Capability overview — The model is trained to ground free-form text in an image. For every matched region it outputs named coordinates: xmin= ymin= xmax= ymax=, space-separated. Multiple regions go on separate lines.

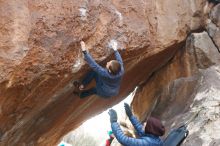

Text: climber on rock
xmin=108 ymin=103 xmax=165 ymax=146
xmin=73 ymin=40 xmax=124 ymax=99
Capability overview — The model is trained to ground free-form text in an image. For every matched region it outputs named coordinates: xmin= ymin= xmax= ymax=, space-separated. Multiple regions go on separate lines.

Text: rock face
xmin=207 ymin=4 xmax=220 ymax=51
xmin=0 ymin=0 xmax=211 ymax=145
xmin=131 ymin=4 xmax=220 ymax=146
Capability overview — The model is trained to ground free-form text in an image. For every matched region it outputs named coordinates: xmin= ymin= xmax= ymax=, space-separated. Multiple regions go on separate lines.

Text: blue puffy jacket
xmin=83 ymin=50 xmax=124 ymax=97
xmin=111 ymin=115 xmax=163 ymax=146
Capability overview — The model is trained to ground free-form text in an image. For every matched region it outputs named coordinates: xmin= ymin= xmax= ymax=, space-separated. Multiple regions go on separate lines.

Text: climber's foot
xmin=73 ymin=81 xmax=80 ymax=88
xmin=79 ymin=84 xmax=85 ymax=91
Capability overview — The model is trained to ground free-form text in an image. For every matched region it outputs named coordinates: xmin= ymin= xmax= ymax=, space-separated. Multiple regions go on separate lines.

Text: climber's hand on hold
xmin=80 ymin=41 xmax=87 ymax=52
xmin=109 ymin=40 xmax=118 ymax=51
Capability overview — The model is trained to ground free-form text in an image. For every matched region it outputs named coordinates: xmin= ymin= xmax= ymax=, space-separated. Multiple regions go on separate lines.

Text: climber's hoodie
xmin=83 ymin=50 xmax=124 ymax=97
xmin=111 ymin=116 xmax=163 ymax=146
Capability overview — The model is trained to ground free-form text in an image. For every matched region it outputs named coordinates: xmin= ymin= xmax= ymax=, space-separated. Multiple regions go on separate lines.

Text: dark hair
xmin=145 ymin=117 xmax=165 ymax=136
xmin=108 ymin=60 xmax=121 ymax=75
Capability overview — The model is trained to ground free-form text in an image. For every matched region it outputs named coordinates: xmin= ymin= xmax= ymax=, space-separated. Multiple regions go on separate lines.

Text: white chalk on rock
xmin=116 ymin=10 xmax=122 ymax=20
xmin=72 ymin=58 xmax=83 ymax=73
xmin=79 ymin=7 xmax=87 ymax=20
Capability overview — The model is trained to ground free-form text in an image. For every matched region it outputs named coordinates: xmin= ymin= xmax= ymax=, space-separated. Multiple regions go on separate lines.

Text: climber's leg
xmin=80 ymin=87 xmax=97 ymax=99
xmin=81 ymin=70 xmax=97 ymax=88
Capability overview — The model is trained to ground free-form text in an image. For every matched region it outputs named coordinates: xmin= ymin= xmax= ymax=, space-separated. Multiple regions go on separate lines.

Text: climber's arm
xmin=80 ymin=41 xmax=108 ymax=76
xmin=83 ymin=51 xmax=108 ymax=76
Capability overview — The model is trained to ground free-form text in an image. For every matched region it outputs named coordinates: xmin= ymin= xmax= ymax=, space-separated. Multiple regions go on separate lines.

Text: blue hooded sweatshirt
xmin=83 ymin=50 xmax=124 ymax=97
xmin=111 ymin=115 xmax=163 ymax=146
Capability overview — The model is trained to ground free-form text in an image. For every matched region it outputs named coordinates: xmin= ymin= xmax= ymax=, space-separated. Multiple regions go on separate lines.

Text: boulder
xmin=0 ymin=0 xmax=206 ymax=145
